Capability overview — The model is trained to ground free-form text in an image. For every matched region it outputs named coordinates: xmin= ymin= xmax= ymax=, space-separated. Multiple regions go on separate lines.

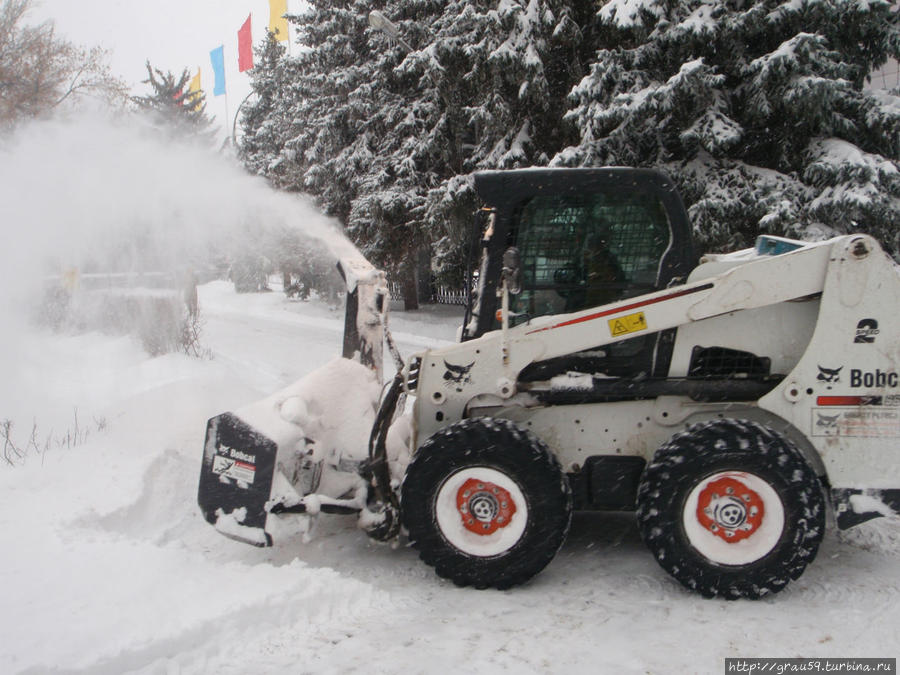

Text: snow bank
xmin=0 ymin=323 xmax=395 ymax=673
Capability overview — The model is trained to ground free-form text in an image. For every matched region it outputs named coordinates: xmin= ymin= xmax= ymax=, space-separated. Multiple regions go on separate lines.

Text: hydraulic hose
xmin=367 ymin=372 xmax=405 ymax=506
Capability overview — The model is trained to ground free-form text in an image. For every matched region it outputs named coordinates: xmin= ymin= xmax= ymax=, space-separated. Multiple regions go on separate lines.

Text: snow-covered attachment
xmin=198 ymin=357 xmax=384 ymax=546
xmin=198 ymin=254 xmax=395 ymax=546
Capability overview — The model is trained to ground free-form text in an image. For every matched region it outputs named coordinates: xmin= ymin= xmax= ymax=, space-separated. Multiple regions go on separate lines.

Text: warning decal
xmin=212 ymin=454 xmax=257 ymax=484
xmin=812 ymin=407 xmax=900 ymax=438
xmin=608 ymin=311 xmax=647 ymax=337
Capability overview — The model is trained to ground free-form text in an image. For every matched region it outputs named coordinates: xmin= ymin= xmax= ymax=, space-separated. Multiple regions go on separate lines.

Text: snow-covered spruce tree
xmin=238 ymin=33 xmax=293 ymax=180
xmin=276 ymin=3 xmax=381 ymax=224
xmin=132 ymin=62 xmax=215 ymax=145
xmin=274 ymin=0 xmax=434 ymax=306
xmin=558 ymin=0 xmax=900 ymax=255
xmin=406 ymin=0 xmax=596 ymax=288
xmin=384 ymin=0 xmax=598 ymax=298
xmin=375 ymin=0 xmax=595 ymax=303
xmin=240 ymin=1 xmax=593 ymax=306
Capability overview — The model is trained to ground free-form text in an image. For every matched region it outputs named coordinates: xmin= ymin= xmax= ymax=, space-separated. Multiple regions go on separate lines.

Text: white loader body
xmin=199 ymin=167 xmax=900 ymax=597
xmin=409 ymin=234 xmax=900 ymax=527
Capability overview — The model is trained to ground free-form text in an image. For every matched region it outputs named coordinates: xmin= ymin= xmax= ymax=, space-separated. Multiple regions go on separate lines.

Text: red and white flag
xmin=238 ymin=15 xmax=253 ymax=72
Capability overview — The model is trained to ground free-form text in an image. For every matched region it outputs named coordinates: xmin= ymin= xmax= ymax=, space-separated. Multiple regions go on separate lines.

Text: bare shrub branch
xmin=1 ymin=410 xmax=108 ymax=466
xmin=0 ymin=0 xmax=127 ymax=130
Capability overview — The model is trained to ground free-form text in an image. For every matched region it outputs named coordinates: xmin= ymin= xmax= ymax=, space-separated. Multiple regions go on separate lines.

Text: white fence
xmin=388 ymin=283 xmax=467 ymax=306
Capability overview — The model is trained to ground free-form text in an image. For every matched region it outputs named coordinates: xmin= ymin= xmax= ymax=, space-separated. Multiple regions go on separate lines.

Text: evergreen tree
xmin=238 ymin=33 xmax=291 ymax=179
xmin=380 ymin=0 xmax=595 ymax=291
xmin=558 ymin=0 xmax=900 ymax=255
xmin=240 ymin=0 xmax=593 ymax=306
xmin=132 ymin=62 xmax=215 ymax=144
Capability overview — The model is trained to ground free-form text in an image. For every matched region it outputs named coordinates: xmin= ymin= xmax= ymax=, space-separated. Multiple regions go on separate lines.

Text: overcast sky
xmin=31 ymin=0 xmax=307 ymax=135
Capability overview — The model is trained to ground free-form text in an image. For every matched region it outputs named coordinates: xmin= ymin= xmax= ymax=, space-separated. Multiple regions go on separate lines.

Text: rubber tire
xmin=401 ymin=418 xmax=573 ymax=589
xmin=637 ymin=419 xmax=826 ymax=599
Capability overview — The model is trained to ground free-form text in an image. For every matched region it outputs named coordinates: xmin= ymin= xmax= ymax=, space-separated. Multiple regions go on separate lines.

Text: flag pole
xmin=284 ymin=0 xmax=291 ymax=56
xmin=224 ymin=91 xmax=230 ymax=144
xmin=222 ymin=45 xmax=229 ymax=135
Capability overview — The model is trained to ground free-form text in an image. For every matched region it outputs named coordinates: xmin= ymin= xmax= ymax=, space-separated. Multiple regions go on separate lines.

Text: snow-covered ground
xmin=2 ymin=281 xmax=899 ymax=674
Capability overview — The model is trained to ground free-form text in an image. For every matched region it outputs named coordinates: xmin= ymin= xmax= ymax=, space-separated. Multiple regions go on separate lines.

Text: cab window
xmin=507 ymin=192 xmax=671 ymax=327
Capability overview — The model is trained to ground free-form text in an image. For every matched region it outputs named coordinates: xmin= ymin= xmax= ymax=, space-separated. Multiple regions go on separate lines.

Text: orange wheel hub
xmin=696 ymin=476 xmax=765 ymax=543
xmin=456 ymin=477 xmax=517 ymax=535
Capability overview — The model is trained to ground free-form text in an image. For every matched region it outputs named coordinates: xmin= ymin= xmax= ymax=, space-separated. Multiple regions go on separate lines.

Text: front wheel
xmin=637 ymin=419 xmax=826 ymax=599
xmin=401 ymin=418 xmax=572 ymax=589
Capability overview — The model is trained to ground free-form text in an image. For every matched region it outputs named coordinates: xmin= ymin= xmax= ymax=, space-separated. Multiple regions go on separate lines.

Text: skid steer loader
xmin=199 ymin=167 xmax=900 ymax=599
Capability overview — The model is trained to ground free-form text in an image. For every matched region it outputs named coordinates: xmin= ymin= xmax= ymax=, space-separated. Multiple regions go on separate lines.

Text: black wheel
xmin=401 ymin=418 xmax=572 ymax=589
xmin=637 ymin=419 xmax=826 ymax=599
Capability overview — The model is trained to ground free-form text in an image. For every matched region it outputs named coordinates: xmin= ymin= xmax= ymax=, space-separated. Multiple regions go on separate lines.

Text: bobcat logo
xmin=443 ymin=360 xmax=475 ymax=391
xmin=816 ymin=413 xmax=840 ymax=429
xmin=817 ymin=365 xmax=843 ymax=384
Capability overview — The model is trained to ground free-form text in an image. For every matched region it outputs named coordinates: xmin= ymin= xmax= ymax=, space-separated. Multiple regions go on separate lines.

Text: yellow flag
xmin=269 ymin=0 xmax=289 ymax=41
xmin=188 ymin=68 xmax=202 ymax=110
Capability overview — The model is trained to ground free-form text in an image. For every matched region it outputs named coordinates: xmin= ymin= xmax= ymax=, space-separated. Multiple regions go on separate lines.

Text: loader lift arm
xmin=410 ymin=232 xmax=858 ymax=448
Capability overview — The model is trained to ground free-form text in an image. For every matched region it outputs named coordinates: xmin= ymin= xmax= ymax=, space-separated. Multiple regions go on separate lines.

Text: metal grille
xmin=688 ymin=346 xmax=772 ymax=379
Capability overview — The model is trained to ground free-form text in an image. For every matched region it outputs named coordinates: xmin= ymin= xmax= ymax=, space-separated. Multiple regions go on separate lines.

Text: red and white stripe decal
xmin=525 ymin=283 xmax=714 ymax=335
xmin=816 ymin=396 xmax=882 ymax=406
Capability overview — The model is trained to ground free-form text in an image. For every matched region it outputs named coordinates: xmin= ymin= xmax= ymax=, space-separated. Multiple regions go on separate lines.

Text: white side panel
xmin=759 ymin=236 xmax=900 ymax=489
xmin=668 ymin=298 xmax=820 ymax=377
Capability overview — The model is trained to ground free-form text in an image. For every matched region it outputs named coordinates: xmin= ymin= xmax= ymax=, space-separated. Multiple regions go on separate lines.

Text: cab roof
xmin=473 ymin=168 xmax=678 ymax=208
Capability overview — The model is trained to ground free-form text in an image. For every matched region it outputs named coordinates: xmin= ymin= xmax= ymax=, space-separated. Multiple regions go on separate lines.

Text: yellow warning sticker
xmin=608 ymin=311 xmax=648 ymax=337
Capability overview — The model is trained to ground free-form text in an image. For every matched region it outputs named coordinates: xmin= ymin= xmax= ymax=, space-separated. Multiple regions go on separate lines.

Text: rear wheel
xmin=637 ymin=419 xmax=825 ymax=599
xmin=401 ymin=418 xmax=572 ymax=589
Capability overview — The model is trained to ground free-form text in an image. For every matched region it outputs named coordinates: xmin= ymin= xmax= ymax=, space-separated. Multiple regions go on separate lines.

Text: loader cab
xmin=463 ymin=168 xmax=696 ymax=379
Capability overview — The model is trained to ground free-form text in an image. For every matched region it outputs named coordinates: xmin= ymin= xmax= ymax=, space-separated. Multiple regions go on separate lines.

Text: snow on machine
xmin=199 ymin=168 xmax=900 ymax=598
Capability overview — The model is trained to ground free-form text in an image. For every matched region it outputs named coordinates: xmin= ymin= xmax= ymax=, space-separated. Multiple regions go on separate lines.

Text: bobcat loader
xmin=199 ymin=168 xmax=900 ymax=599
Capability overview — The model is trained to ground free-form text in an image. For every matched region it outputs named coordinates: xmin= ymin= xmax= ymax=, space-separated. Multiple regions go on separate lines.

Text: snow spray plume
xmin=0 ymin=112 xmax=359 ymax=321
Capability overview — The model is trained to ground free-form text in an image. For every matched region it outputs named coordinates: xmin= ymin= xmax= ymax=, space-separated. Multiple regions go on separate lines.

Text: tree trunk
xmin=400 ymin=257 xmax=419 ymax=311
xmin=416 ymin=246 xmax=432 ymax=305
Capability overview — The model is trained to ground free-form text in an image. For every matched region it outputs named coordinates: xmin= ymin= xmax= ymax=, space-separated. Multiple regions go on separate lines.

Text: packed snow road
xmin=1 ymin=281 xmax=899 ymax=674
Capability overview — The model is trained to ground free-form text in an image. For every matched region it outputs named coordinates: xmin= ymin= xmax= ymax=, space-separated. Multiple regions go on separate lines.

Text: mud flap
xmin=198 ymin=412 xmax=278 ymax=546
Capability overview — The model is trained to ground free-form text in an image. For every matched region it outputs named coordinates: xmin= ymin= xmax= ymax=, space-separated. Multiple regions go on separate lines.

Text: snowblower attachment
xmin=198 ymin=254 xmax=389 ymax=547
xmin=199 ymin=412 xmax=278 ymax=546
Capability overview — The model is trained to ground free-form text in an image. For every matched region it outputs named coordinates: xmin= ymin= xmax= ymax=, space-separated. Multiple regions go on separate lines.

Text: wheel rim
xmin=435 ymin=467 xmax=528 ymax=557
xmin=682 ymin=471 xmax=785 ymax=566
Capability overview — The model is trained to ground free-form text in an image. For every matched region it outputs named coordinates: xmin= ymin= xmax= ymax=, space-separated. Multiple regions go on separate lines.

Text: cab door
xmin=508 ymin=191 xmax=673 ymax=379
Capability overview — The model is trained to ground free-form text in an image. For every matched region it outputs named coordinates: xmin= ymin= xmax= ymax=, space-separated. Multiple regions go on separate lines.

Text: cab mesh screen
xmin=508 ymin=193 xmax=671 ymax=324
